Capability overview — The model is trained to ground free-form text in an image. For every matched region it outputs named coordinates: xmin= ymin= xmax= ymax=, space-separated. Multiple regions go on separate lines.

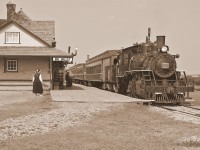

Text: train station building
xmin=0 ymin=2 xmax=76 ymax=89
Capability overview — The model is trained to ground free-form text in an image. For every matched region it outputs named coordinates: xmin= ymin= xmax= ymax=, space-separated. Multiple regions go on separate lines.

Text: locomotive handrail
xmin=72 ymin=73 xmax=84 ymax=75
xmin=151 ymin=70 xmax=156 ymax=85
xmin=84 ymin=73 xmax=102 ymax=75
xmin=126 ymin=70 xmax=152 ymax=72
xmin=123 ymin=70 xmax=152 ymax=77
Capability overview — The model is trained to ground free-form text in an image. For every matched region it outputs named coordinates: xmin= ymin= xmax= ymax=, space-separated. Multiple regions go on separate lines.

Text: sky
xmin=0 ymin=0 xmax=200 ymax=74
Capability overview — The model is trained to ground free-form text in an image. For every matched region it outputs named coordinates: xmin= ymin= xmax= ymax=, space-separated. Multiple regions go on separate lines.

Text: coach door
xmin=105 ymin=66 xmax=111 ymax=81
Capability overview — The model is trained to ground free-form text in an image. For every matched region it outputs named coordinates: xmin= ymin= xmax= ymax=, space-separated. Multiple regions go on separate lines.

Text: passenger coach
xmin=69 ymin=50 xmax=119 ymax=90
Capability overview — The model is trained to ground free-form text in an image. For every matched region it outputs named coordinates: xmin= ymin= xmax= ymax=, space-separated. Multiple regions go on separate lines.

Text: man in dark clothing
xmin=65 ymin=72 xmax=72 ymax=87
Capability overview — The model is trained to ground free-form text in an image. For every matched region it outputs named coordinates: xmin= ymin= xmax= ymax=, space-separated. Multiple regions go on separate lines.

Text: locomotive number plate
xmin=161 ymin=63 xmax=169 ymax=69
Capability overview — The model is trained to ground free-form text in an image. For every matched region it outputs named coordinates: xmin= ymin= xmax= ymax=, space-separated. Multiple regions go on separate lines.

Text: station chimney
xmin=6 ymin=2 xmax=16 ymax=20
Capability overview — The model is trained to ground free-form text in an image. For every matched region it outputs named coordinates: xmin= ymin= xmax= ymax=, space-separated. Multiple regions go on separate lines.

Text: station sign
xmin=53 ymin=57 xmax=73 ymax=64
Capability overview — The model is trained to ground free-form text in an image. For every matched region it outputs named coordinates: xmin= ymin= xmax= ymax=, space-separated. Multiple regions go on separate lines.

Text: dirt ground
xmin=0 ymin=92 xmax=57 ymax=122
xmin=0 ymin=89 xmax=200 ymax=150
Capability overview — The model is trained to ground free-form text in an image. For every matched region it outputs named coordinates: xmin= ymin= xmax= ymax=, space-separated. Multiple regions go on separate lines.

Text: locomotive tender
xmin=68 ymin=28 xmax=194 ymax=104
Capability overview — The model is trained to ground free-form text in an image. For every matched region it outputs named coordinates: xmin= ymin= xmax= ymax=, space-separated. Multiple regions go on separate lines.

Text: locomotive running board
xmin=133 ymin=99 xmax=155 ymax=105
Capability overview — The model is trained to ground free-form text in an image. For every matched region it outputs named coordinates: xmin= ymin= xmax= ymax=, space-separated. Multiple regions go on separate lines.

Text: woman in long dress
xmin=32 ymin=69 xmax=43 ymax=96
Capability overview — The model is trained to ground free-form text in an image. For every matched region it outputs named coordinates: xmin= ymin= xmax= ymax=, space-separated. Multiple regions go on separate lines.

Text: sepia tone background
xmin=0 ymin=0 xmax=200 ymax=74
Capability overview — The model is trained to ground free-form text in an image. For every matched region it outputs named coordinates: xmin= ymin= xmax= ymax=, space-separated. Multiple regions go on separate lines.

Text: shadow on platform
xmin=57 ymin=85 xmax=85 ymax=90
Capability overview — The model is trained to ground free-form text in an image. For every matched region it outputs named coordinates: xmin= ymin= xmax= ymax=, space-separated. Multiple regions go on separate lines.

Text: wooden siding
xmin=0 ymin=56 xmax=50 ymax=80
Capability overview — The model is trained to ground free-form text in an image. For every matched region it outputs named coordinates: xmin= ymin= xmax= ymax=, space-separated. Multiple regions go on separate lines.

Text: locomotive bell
xmin=156 ymin=36 xmax=165 ymax=49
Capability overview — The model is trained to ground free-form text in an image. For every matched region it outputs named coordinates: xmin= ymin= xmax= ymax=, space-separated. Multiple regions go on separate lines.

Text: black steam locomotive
xmin=68 ymin=28 xmax=194 ymax=104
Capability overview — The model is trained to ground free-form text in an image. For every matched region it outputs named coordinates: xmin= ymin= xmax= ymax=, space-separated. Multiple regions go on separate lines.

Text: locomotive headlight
xmin=161 ymin=46 xmax=169 ymax=52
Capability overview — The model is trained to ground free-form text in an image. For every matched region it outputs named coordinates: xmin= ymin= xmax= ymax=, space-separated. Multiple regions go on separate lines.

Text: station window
xmin=7 ymin=60 xmax=18 ymax=72
xmin=5 ymin=32 xmax=20 ymax=44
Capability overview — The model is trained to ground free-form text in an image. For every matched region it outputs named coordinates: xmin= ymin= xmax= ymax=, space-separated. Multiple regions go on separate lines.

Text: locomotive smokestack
xmin=156 ymin=36 xmax=165 ymax=49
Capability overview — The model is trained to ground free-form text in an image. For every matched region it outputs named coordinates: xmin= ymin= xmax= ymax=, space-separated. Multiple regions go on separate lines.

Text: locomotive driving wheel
xmin=127 ymin=79 xmax=136 ymax=97
xmin=135 ymin=77 xmax=147 ymax=99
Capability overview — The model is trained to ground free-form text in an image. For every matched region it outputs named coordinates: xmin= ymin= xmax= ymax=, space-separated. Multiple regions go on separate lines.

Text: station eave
xmin=0 ymin=47 xmax=73 ymax=57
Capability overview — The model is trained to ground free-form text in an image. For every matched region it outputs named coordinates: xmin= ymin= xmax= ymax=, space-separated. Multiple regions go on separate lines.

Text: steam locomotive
xmin=68 ymin=28 xmax=194 ymax=104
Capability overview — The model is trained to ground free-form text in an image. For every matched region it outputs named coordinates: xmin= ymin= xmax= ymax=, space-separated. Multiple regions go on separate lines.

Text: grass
xmin=190 ymin=87 xmax=200 ymax=105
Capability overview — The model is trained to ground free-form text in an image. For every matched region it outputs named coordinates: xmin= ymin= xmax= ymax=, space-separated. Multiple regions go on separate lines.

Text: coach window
xmin=94 ymin=65 xmax=101 ymax=73
xmin=6 ymin=60 xmax=18 ymax=72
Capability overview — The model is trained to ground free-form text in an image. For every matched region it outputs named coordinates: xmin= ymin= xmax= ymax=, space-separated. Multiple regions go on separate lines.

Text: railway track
xmin=184 ymin=105 xmax=200 ymax=111
xmin=158 ymin=106 xmax=200 ymax=118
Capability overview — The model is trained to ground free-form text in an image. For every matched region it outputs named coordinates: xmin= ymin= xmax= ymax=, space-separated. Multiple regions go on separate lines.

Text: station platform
xmin=50 ymin=83 xmax=154 ymax=104
xmin=0 ymin=82 xmax=154 ymax=104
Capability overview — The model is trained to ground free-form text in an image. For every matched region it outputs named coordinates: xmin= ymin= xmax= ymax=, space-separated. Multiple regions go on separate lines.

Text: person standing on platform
xmin=65 ymin=71 xmax=72 ymax=87
xmin=32 ymin=69 xmax=43 ymax=96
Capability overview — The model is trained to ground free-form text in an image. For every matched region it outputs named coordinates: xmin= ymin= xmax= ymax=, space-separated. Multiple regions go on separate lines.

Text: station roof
xmin=0 ymin=9 xmax=55 ymax=46
xmin=0 ymin=47 xmax=73 ymax=57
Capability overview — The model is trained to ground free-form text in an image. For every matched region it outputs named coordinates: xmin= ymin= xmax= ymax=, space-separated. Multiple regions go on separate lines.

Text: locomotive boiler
xmin=68 ymin=28 xmax=194 ymax=104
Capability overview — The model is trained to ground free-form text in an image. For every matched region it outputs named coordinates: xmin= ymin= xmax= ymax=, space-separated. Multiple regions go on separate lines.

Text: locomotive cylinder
xmin=156 ymin=36 xmax=165 ymax=49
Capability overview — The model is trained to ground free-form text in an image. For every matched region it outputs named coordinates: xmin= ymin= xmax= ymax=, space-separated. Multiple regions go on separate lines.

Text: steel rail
xmin=157 ymin=106 xmax=200 ymax=118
